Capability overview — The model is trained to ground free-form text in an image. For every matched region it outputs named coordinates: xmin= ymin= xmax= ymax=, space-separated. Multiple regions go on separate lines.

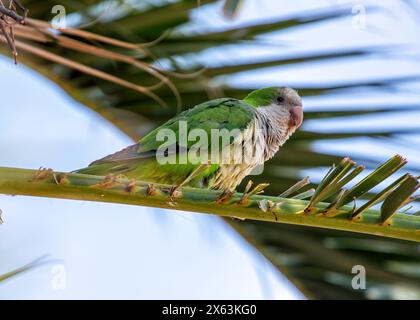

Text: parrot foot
xmin=216 ymin=189 xmax=235 ymax=204
xmin=167 ymin=164 xmax=210 ymax=202
xmin=166 ymin=188 xmax=179 ymax=207
xmin=164 ymin=164 xmax=212 ymax=206
xmin=169 ymin=185 xmax=182 ymax=198
xmin=172 ymin=164 xmax=211 ymax=197
xmin=29 ymin=167 xmax=54 ymax=182
xmin=238 ymin=181 xmax=270 ymax=205
xmin=167 ymin=186 xmax=182 ymax=206
xmin=163 ymin=185 xmax=181 ymax=206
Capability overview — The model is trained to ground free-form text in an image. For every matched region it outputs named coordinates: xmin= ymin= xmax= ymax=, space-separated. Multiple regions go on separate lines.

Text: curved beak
xmin=288 ymin=106 xmax=303 ymax=128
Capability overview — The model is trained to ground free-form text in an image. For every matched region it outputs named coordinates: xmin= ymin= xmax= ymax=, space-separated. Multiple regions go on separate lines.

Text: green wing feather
xmin=75 ymin=98 xmax=255 ymax=187
xmin=138 ymin=98 xmax=255 ymax=152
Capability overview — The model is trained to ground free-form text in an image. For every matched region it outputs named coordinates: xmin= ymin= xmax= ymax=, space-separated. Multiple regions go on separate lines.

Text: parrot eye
xmin=276 ymin=96 xmax=284 ymax=103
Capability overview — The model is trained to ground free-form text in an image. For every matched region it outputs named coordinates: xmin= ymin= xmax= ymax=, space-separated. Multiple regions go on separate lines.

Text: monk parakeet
xmin=75 ymin=87 xmax=303 ymax=190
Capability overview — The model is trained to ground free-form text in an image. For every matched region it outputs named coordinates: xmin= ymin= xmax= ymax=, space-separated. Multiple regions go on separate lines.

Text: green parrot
xmin=75 ymin=87 xmax=303 ymax=191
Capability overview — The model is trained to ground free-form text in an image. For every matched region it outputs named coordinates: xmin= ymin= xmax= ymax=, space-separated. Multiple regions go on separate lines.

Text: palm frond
xmin=0 ymin=156 xmax=418 ymax=240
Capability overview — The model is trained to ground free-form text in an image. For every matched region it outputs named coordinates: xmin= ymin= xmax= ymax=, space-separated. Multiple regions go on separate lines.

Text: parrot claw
xmin=169 ymin=185 xmax=182 ymax=199
xmin=168 ymin=164 xmax=211 ymax=199
xmin=165 ymin=187 xmax=178 ymax=206
xmin=164 ymin=185 xmax=181 ymax=206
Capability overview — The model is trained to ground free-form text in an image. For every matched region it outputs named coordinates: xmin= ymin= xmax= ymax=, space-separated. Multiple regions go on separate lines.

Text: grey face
xmin=275 ymin=87 xmax=303 ymax=129
xmin=275 ymin=87 xmax=302 ymax=107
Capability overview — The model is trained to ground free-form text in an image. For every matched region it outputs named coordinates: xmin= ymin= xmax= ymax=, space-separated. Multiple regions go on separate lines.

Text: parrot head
xmin=243 ymin=86 xmax=303 ymax=130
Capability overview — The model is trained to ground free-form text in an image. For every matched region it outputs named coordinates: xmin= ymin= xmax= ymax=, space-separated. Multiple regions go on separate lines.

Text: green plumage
xmin=139 ymin=98 xmax=255 ymax=152
xmin=75 ymin=97 xmax=256 ymax=188
xmin=75 ymin=86 xmax=302 ymax=190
